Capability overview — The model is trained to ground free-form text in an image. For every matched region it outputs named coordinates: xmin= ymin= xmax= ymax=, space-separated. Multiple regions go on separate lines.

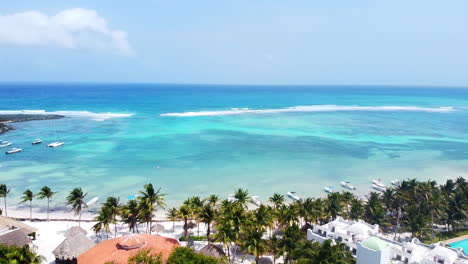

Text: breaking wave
xmin=161 ymin=105 xmax=455 ymax=117
xmin=0 ymin=110 xmax=134 ymax=121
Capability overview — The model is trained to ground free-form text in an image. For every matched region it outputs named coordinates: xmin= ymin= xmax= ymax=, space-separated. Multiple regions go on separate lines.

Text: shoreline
xmin=0 ymin=114 xmax=64 ymax=134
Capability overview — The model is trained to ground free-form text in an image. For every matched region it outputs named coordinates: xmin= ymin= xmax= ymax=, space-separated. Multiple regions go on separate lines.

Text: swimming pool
xmin=449 ymin=239 xmax=468 ymax=255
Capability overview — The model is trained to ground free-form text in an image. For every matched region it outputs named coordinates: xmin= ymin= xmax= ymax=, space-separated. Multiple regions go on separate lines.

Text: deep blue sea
xmin=1 ymin=83 xmax=468 ymax=208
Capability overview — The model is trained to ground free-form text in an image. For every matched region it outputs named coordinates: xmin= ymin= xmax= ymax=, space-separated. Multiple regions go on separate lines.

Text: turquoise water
xmin=1 ymin=84 xmax=468 ymax=208
xmin=449 ymin=239 xmax=468 ymax=254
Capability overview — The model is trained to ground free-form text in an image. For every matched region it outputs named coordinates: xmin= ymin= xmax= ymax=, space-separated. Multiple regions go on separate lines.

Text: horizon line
xmin=0 ymin=81 xmax=467 ymax=89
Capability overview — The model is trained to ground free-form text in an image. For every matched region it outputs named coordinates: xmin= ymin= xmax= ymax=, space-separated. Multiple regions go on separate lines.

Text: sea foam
xmin=160 ymin=105 xmax=455 ymax=117
xmin=0 ymin=110 xmax=133 ymax=121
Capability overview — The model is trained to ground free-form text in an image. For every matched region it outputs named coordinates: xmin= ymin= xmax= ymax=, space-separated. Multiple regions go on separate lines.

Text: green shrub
xmin=167 ymin=247 xmax=219 ymax=264
xmin=128 ymin=250 xmax=163 ymax=264
xmin=178 ymin=235 xmax=207 ymax=242
xmin=0 ymin=244 xmax=43 ymax=264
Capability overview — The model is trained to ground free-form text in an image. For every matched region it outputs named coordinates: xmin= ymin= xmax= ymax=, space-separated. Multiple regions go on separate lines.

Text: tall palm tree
xmin=187 ymin=196 xmax=204 ymax=236
xmin=36 ymin=186 xmax=56 ymax=221
xmin=0 ymin=184 xmax=10 ymax=216
xmin=120 ymin=199 xmax=140 ymax=233
xmin=103 ymin=196 xmax=121 ymax=237
xmin=20 ymin=189 xmax=34 ymax=220
xmin=178 ymin=204 xmax=191 ymax=241
xmin=298 ymin=197 xmax=314 ymax=226
xmin=199 ymin=204 xmax=216 ymax=241
xmin=269 ymin=193 xmax=284 ymax=209
xmin=139 ymin=184 xmax=166 ymax=234
xmin=93 ymin=206 xmax=112 ymax=239
xmin=66 ymin=187 xmax=88 ymax=226
xmin=166 ymin=207 xmax=179 ymax=232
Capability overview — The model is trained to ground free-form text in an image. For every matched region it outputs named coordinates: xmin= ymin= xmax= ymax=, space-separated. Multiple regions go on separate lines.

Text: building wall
xmin=356 ymin=243 xmax=391 ymax=264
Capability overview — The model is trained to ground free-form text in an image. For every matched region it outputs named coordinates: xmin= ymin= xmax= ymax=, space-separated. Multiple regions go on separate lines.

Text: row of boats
xmin=323 ymin=179 xmax=401 ymax=194
xmin=1 ymin=139 xmax=65 ymax=154
xmin=223 ymin=180 xmax=403 ymax=207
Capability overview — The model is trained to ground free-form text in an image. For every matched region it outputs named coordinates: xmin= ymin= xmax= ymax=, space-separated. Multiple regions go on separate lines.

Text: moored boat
xmin=391 ymin=180 xmax=401 ymax=186
xmin=340 ymin=181 xmax=357 ymax=190
xmin=287 ymin=191 xmax=301 ymax=201
xmin=324 ymin=186 xmax=335 ymax=194
xmin=32 ymin=139 xmax=42 ymax=145
xmin=0 ymin=142 xmax=12 ymax=148
xmin=5 ymin=148 xmax=22 ymax=154
xmin=371 ymin=179 xmax=386 ymax=188
xmin=372 ymin=183 xmax=386 ymax=192
xmin=250 ymin=196 xmax=261 ymax=207
xmin=48 ymin=142 xmax=64 ymax=148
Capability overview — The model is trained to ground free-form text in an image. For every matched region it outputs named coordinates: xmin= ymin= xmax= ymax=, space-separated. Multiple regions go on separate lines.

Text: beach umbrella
xmin=77 ymin=234 xmax=180 ymax=264
xmin=53 ymin=233 xmax=95 ymax=264
xmin=198 ymin=243 xmax=225 ymax=259
xmin=65 ymin=226 xmax=87 ymax=238
xmin=151 ymin=223 xmax=165 ymax=234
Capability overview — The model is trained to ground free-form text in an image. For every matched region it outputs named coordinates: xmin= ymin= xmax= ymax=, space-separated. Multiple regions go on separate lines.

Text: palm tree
xmin=66 ymin=187 xmax=88 ymax=226
xmin=325 ymin=193 xmax=343 ymax=220
xmin=103 ymin=196 xmax=121 ymax=237
xmin=277 ymin=224 xmax=303 ymax=263
xmin=298 ymin=197 xmax=314 ymax=226
xmin=207 ymin=194 xmax=219 ymax=207
xmin=234 ymin=188 xmax=249 ymax=208
xmin=139 ymin=184 xmax=166 ymax=234
xmin=349 ymin=197 xmax=364 ymax=221
xmin=93 ymin=206 xmax=112 ymax=239
xmin=36 ymin=186 xmax=56 ymax=221
xmin=365 ymin=192 xmax=385 ymax=226
xmin=120 ymin=200 xmax=140 ymax=233
xmin=20 ymin=189 xmax=34 ymax=220
xmin=178 ymin=204 xmax=191 ymax=241
xmin=0 ymin=184 xmax=10 ymax=216
xmin=166 ymin=207 xmax=179 ymax=232
xmin=187 ymin=196 xmax=204 ymax=236
xmin=199 ymin=204 xmax=216 ymax=241
xmin=269 ymin=193 xmax=284 ymax=209
xmin=240 ymin=224 xmax=267 ymax=264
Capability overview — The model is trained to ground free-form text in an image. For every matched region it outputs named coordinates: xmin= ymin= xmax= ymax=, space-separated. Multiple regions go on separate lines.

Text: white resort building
xmin=307 ymin=217 xmax=468 ymax=264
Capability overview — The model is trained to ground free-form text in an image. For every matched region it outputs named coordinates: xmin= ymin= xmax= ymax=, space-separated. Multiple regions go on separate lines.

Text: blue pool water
xmin=449 ymin=239 xmax=468 ymax=254
xmin=1 ymin=83 xmax=468 ymax=208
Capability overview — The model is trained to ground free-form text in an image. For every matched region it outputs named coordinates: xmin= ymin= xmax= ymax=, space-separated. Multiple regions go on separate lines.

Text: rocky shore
xmin=0 ymin=114 xmax=64 ymax=134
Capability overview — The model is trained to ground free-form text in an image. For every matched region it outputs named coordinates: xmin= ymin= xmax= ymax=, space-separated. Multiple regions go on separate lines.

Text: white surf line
xmin=0 ymin=110 xmax=134 ymax=121
xmin=160 ymin=105 xmax=455 ymax=117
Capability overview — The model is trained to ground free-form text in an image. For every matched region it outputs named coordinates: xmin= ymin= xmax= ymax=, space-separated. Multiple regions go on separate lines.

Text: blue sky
xmin=0 ymin=0 xmax=467 ymax=85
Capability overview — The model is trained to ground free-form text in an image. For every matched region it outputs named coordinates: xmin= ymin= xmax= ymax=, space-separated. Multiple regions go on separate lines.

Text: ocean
xmin=1 ymin=83 xmax=468 ymax=208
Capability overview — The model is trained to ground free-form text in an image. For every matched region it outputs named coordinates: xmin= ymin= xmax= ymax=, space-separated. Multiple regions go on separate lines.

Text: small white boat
xmin=86 ymin=197 xmax=99 ymax=207
xmin=250 ymin=196 xmax=261 ymax=207
xmin=32 ymin=139 xmax=42 ymax=145
xmin=324 ymin=187 xmax=335 ymax=194
xmin=227 ymin=194 xmax=237 ymax=203
xmin=5 ymin=148 xmax=22 ymax=154
xmin=340 ymin=181 xmax=357 ymax=190
xmin=0 ymin=142 xmax=12 ymax=148
xmin=48 ymin=142 xmax=64 ymax=148
xmin=287 ymin=192 xmax=301 ymax=201
xmin=371 ymin=179 xmax=386 ymax=188
xmin=391 ymin=180 xmax=401 ymax=186
xmin=0 ymin=141 xmax=9 ymax=144
xmin=372 ymin=183 xmax=386 ymax=192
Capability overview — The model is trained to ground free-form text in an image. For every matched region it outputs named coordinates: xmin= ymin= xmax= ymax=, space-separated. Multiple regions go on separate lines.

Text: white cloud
xmin=0 ymin=8 xmax=134 ymax=56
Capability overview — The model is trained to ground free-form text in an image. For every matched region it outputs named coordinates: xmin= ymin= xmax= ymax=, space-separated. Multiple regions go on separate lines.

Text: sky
xmin=0 ymin=0 xmax=467 ymax=86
